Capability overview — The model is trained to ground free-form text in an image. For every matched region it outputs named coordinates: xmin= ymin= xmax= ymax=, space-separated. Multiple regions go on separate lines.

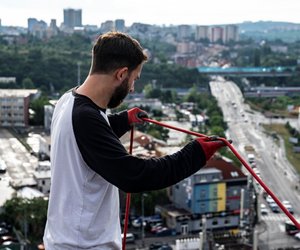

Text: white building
xmin=34 ymin=161 xmax=51 ymax=194
xmin=0 ymin=89 xmax=39 ymax=127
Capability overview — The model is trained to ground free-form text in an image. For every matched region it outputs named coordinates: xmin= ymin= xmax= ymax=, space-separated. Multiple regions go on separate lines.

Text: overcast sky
xmin=1 ymin=0 xmax=300 ymax=27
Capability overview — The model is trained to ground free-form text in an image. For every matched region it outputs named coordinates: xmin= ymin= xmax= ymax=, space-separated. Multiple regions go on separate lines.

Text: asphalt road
xmin=209 ymin=77 xmax=300 ymax=249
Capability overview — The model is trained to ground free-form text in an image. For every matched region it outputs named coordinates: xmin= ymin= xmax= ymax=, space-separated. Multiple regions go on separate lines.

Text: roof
xmin=0 ymin=89 xmax=38 ymax=97
xmin=202 ymin=157 xmax=247 ymax=180
xmin=17 ymin=186 xmax=44 ymax=199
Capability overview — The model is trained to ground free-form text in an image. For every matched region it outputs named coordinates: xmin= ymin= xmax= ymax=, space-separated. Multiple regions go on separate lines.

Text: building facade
xmin=159 ymin=157 xmax=250 ymax=234
xmin=63 ymin=8 xmax=82 ymax=29
xmin=0 ymin=89 xmax=38 ymax=127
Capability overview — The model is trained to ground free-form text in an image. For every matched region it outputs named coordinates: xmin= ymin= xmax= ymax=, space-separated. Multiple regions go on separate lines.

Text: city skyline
xmin=1 ymin=0 xmax=300 ymax=27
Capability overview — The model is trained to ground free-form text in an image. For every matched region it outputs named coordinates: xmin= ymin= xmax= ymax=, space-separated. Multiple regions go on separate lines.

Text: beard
xmin=107 ymin=77 xmax=130 ymax=109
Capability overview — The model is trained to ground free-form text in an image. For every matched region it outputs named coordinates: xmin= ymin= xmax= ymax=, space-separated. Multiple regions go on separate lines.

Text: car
xmin=121 ymin=233 xmax=135 ymax=244
xmin=131 ymin=218 xmax=146 ymax=228
xmin=295 ymin=232 xmax=300 ymax=241
xmin=282 ymin=200 xmax=294 ymax=214
xmin=150 ymin=224 xmax=163 ymax=234
xmin=0 ymin=235 xmax=16 ymax=244
xmin=269 ymin=202 xmax=280 ymax=213
xmin=266 ymin=195 xmax=274 ymax=204
xmin=149 ymin=242 xmax=164 ymax=249
xmin=284 ymin=204 xmax=294 ymax=214
xmin=158 ymin=244 xmax=173 ymax=250
xmin=260 ymin=204 xmax=268 ymax=215
xmin=0 ymin=159 xmax=7 ymax=174
xmin=0 ymin=227 xmax=9 ymax=236
xmin=155 ymin=227 xmax=176 ymax=237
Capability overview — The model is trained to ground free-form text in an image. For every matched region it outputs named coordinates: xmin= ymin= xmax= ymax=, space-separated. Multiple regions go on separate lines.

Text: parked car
xmin=0 ymin=228 xmax=9 ymax=236
xmin=155 ymin=227 xmax=176 ymax=237
xmin=149 ymin=242 xmax=164 ymax=250
xmin=0 ymin=235 xmax=17 ymax=244
xmin=158 ymin=244 xmax=173 ymax=250
xmin=0 ymin=159 xmax=7 ymax=174
xmin=150 ymin=224 xmax=163 ymax=234
xmin=121 ymin=233 xmax=135 ymax=244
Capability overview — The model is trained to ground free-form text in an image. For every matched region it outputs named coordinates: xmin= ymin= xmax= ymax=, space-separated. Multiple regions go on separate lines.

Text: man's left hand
xmin=127 ymin=107 xmax=148 ymax=126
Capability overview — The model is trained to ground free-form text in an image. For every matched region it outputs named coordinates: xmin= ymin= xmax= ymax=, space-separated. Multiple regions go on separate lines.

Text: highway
xmin=209 ymin=76 xmax=300 ymax=249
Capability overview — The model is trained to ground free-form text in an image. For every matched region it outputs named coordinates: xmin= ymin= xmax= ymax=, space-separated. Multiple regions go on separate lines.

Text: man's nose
xmin=129 ymin=83 xmax=135 ymax=93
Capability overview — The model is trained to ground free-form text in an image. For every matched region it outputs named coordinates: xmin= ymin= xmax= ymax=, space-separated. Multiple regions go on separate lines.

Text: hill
xmin=237 ymin=21 xmax=300 ymax=42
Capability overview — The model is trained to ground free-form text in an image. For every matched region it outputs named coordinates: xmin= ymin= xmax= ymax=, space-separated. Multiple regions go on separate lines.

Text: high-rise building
xmin=63 ymin=8 xmax=82 ymax=29
xmin=115 ymin=19 xmax=125 ymax=32
xmin=195 ymin=25 xmax=210 ymax=41
xmin=100 ymin=20 xmax=114 ymax=33
xmin=210 ymin=26 xmax=223 ymax=43
xmin=223 ymin=24 xmax=239 ymax=43
xmin=27 ymin=18 xmax=47 ymax=38
xmin=177 ymin=25 xmax=192 ymax=41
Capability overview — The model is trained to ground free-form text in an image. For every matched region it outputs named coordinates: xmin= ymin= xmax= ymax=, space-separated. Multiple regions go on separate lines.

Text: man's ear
xmin=115 ymin=67 xmax=128 ymax=81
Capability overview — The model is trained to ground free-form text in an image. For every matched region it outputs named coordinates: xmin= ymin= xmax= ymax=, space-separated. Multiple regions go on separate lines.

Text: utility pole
xmin=77 ymin=61 xmax=81 ymax=85
xmin=240 ymin=188 xmax=245 ymax=228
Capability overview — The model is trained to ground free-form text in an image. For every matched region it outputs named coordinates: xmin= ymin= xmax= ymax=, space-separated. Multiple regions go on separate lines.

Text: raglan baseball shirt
xmin=43 ymin=88 xmax=206 ymax=250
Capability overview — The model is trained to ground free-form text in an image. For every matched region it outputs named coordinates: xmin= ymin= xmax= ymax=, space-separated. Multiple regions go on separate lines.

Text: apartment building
xmin=158 ymin=157 xmax=250 ymax=234
xmin=0 ymin=89 xmax=38 ymax=127
xmin=63 ymin=8 xmax=82 ymax=29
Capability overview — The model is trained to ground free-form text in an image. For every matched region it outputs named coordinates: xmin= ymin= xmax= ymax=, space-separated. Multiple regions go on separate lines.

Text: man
xmin=43 ymin=31 xmax=225 ymax=249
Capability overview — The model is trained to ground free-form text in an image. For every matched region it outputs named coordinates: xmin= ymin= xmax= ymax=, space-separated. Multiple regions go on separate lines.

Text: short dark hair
xmin=90 ymin=31 xmax=148 ymax=75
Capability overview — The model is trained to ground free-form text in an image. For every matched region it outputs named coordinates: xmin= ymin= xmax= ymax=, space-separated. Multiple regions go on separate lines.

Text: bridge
xmin=197 ymin=66 xmax=297 ymax=77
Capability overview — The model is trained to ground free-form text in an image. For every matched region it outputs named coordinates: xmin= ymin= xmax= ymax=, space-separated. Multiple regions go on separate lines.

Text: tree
xmin=29 ymin=96 xmax=50 ymax=126
xmin=22 ymin=77 xmax=35 ymax=89
xmin=1 ymin=197 xmax=48 ymax=243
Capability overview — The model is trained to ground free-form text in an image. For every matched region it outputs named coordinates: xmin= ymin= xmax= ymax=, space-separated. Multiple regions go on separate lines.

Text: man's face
xmin=107 ymin=64 xmax=143 ymax=108
xmin=107 ymin=76 xmax=130 ymax=109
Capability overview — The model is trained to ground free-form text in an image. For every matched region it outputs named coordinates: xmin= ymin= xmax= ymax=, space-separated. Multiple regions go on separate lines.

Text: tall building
xmin=223 ymin=25 xmax=239 ymax=43
xmin=63 ymin=8 xmax=82 ymax=29
xmin=195 ymin=25 xmax=210 ymax=41
xmin=0 ymin=89 xmax=39 ymax=127
xmin=27 ymin=18 xmax=47 ymax=39
xmin=177 ymin=25 xmax=192 ymax=41
xmin=115 ymin=19 xmax=125 ymax=32
xmin=210 ymin=26 xmax=224 ymax=43
xmin=100 ymin=20 xmax=114 ymax=33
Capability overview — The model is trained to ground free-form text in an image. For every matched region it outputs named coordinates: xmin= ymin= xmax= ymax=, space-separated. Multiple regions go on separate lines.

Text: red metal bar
xmin=122 ymin=127 xmax=134 ymax=250
xmin=142 ymin=117 xmax=300 ymax=230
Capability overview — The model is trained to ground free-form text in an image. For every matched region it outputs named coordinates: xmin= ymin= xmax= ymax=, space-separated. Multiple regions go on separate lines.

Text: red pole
xmin=122 ymin=127 xmax=135 ymax=250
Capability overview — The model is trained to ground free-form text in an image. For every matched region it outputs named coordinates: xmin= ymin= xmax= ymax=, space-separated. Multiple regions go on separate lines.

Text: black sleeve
xmin=73 ymin=107 xmax=206 ymax=193
xmin=107 ymin=111 xmax=131 ymax=138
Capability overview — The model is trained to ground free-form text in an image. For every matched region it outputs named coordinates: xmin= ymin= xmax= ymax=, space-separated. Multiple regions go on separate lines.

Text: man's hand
xmin=127 ymin=107 xmax=148 ymax=126
xmin=196 ymin=136 xmax=226 ymax=161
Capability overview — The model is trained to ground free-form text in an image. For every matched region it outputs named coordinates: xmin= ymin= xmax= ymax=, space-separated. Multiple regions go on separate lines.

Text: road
xmin=209 ymin=76 xmax=300 ymax=249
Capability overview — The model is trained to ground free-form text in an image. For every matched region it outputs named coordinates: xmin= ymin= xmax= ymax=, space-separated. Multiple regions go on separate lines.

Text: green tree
xmin=1 ymin=197 xmax=48 ymax=243
xmin=29 ymin=96 xmax=50 ymax=126
xmin=22 ymin=77 xmax=35 ymax=89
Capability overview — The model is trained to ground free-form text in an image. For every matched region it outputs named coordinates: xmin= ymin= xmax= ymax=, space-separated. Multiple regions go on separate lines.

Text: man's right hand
xmin=196 ymin=137 xmax=226 ymax=161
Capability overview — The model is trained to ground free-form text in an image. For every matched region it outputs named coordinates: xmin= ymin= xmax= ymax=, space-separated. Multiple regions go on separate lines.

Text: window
xmin=212 ymin=220 xmax=218 ymax=225
xmin=224 ymin=219 xmax=230 ymax=224
xmin=201 ymin=190 xmax=206 ymax=198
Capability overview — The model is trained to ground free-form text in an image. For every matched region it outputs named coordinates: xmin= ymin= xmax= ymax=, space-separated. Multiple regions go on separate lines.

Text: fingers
xmin=137 ymin=111 xmax=148 ymax=119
